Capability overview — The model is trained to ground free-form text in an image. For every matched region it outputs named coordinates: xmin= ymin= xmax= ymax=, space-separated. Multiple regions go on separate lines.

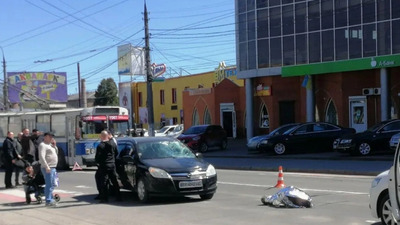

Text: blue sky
xmin=0 ymin=0 xmax=235 ymax=94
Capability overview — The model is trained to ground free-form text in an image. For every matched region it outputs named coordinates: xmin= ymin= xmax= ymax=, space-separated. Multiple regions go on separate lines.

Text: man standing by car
xmin=38 ymin=132 xmax=58 ymax=207
xmin=21 ymin=128 xmax=35 ymax=163
xmin=2 ymin=131 xmax=17 ymax=189
xmin=95 ymin=131 xmax=121 ymax=203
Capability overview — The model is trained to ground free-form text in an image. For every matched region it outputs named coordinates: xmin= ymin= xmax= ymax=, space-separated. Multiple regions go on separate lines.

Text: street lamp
xmin=0 ymin=46 xmax=7 ymax=111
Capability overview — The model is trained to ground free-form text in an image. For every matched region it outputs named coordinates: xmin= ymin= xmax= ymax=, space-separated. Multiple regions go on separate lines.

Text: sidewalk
xmin=201 ymin=138 xmax=393 ymax=176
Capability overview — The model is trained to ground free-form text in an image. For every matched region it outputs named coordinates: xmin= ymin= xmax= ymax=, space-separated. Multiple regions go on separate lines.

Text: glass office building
xmin=237 ymin=0 xmax=400 ymax=72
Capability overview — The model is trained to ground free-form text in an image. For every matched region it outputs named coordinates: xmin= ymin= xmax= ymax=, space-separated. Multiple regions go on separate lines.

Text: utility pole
xmin=144 ymin=2 xmax=155 ymax=136
xmin=77 ymin=63 xmax=81 ymax=108
xmin=1 ymin=47 xmax=8 ymax=111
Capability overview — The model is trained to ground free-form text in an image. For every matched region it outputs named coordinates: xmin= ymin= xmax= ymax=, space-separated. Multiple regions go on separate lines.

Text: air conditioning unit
xmin=362 ymin=88 xmax=374 ymax=96
xmin=374 ymin=88 xmax=381 ymax=95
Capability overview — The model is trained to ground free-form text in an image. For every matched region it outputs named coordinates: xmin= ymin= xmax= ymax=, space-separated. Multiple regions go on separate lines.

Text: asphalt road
xmin=0 ymin=168 xmax=382 ymax=225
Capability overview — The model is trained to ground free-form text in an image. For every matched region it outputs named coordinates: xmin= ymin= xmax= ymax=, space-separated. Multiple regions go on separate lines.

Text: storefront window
xmin=204 ymin=108 xmax=212 ymax=125
xmin=259 ymin=104 xmax=269 ymax=128
xmin=192 ymin=109 xmax=199 ymax=126
xmin=325 ymin=100 xmax=338 ymax=125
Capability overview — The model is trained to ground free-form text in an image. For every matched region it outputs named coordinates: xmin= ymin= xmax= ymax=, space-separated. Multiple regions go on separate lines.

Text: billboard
xmin=118 ymin=44 xmax=145 ymax=75
xmin=8 ymin=72 xmax=68 ymax=104
xmin=119 ymin=82 xmax=132 ymax=127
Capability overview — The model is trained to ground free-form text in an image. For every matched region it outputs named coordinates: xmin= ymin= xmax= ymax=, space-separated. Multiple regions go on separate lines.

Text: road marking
xmin=218 ymin=181 xmax=368 ymax=195
xmin=75 ymin=185 xmax=92 ymax=189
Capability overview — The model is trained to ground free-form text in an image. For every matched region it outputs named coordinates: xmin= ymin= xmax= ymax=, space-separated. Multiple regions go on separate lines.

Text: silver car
xmin=389 ymin=132 xmax=400 ymax=150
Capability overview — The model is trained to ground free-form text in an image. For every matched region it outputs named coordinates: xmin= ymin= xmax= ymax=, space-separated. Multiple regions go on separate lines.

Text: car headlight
xmin=340 ymin=139 xmax=352 ymax=144
xmin=206 ymin=165 xmax=216 ymax=177
xmin=193 ymin=136 xmax=201 ymax=141
xmin=260 ymin=139 xmax=268 ymax=145
xmin=371 ymin=177 xmax=382 ymax=188
xmin=149 ymin=167 xmax=171 ymax=179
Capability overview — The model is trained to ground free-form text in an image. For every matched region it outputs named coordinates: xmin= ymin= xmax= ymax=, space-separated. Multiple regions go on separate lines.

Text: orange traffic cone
xmin=274 ymin=166 xmax=286 ymax=188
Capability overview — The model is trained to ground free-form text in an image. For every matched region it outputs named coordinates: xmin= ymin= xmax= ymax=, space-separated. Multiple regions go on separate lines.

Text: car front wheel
xmin=274 ymin=143 xmax=286 ymax=155
xmin=137 ymin=178 xmax=149 ymax=203
xmin=379 ymin=193 xmax=397 ymax=225
xmin=358 ymin=142 xmax=372 ymax=155
xmin=200 ymin=143 xmax=208 ymax=152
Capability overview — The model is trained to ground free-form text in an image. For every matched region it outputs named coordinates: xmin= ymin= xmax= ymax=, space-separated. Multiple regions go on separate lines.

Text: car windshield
xmin=270 ymin=124 xmax=298 ymax=136
xmin=282 ymin=125 xmax=301 ymax=135
xmin=137 ymin=140 xmax=196 ymax=159
xmin=183 ymin=126 xmax=207 ymax=135
xmin=157 ymin=126 xmax=172 ymax=133
xmin=366 ymin=122 xmax=386 ymax=132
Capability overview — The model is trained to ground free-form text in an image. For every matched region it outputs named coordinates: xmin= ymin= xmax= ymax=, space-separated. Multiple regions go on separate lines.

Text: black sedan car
xmin=177 ymin=125 xmax=227 ymax=152
xmin=247 ymin=123 xmax=299 ymax=153
xmin=116 ymin=137 xmax=217 ymax=202
xmin=262 ymin=122 xmax=356 ymax=155
xmin=334 ymin=119 xmax=400 ymax=155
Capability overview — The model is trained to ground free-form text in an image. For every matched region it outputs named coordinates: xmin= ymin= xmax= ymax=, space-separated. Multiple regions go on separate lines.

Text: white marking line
xmin=0 ymin=188 xmax=85 ymax=197
xmin=75 ymin=185 xmax=92 ymax=189
xmin=365 ymin=220 xmax=379 ymax=223
xmin=218 ymin=181 xmax=368 ymax=195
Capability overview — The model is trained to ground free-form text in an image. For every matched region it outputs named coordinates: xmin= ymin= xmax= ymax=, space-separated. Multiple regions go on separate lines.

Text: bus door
xmin=65 ymin=115 xmax=77 ymax=166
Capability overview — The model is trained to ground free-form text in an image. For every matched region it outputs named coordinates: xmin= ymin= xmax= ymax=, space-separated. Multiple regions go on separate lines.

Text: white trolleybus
xmin=0 ymin=106 xmax=130 ymax=169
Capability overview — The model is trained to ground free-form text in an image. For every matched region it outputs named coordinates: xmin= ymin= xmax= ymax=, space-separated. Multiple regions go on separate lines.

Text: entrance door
xmin=220 ymin=103 xmax=236 ymax=138
xmin=279 ymin=101 xmax=295 ymax=125
xmin=349 ymin=96 xmax=367 ymax=132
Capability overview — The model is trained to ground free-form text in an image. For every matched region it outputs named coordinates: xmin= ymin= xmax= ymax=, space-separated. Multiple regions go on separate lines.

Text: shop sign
xmin=282 ymin=54 xmax=400 ymax=77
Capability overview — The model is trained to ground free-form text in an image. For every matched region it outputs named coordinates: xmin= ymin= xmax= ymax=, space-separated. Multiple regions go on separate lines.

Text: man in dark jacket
xmin=94 ymin=131 xmax=121 ymax=202
xmin=31 ymin=129 xmax=44 ymax=161
xmin=21 ymin=128 xmax=35 ymax=163
xmin=2 ymin=131 xmax=17 ymax=188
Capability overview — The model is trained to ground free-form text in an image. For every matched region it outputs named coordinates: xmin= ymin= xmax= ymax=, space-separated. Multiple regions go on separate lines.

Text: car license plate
xmin=179 ymin=180 xmax=203 ymax=189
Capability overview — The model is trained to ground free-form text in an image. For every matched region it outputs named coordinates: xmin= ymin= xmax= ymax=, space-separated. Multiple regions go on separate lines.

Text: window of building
xmin=51 ymin=114 xmax=66 ymax=137
xmin=377 ymin=0 xmax=390 ymax=21
xmin=309 ymin=32 xmax=321 ymax=63
xmin=258 ymin=39 xmax=269 ymax=68
xmin=257 ymin=0 xmax=268 ymax=9
xmin=269 ymin=0 xmax=281 ymax=7
xmin=173 ymin=117 xmax=178 ymax=125
xmin=238 ymin=0 xmax=246 ymax=13
xmin=172 ymin=88 xmax=177 ymax=104
xmin=321 ymin=0 xmax=333 ymax=29
xmin=239 ymin=14 xmax=247 ymax=43
xmin=363 ymin=24 xmax=377 ymax=57
xmin=335 ymin=0 xmax=348 ymax=28
xmin=393 ymin=0 xmax=400 ymax=18
xmin=257 ymin=9 xmax=269 ymax=38
xmin=283 ymin=36 xmax=295 ymax=65
xmin=192 ymin=109 xmax=199 ymax=126
xmin=349 ymin=26 xmax=362 ymax=59
xmin=270 ymin=37 xmax=282 ymax=67
xmin=282 ymin=5 xmax=294 ymax=35
xmin=239 ymin=42 xmax=248 ymax=71
xmin=335 ymin=28 xmax=348 ymax=60
xmin=247 ymin=0 xmax=255 ymax=11
xmin=247 ymin=11 xmax=255 ymax=41
xmin=325 ymin=99 xmax=338 ymax=125
xmin=349 ymin=0 xmax=361 ymax=26
xmin=138 ymin=92 xmax=142 ymax=107
xmin=282 ymin=0 xmax=293 ymax=4
xmin=160 ymin=90 xmax=165 ymax=105
xmin=393 ymin=20 xmax=400 ymax=53
xmin=308 ymin=1 xmax=320 ymax=31
xmin=322 ymin=30 xmax=334 ymax=62
xmin=296 ymin=34 xmax=307 ymax=64
xmin=270 ymin=7 xmax=281 ymax=37
xmin=204 ymin=108 xmax=212 ymax=124
xmin=259 ymin=104 xmax=269 ymax=128
xmin=363 ymin=0 xmax=376 ymax=23
xmin=295 ymin=3 xmax=306 ymax=33
xmin=377 ymin=22 xmax=391 ymax=55
xmin=248 ymin=41 xmax=257 ymax=69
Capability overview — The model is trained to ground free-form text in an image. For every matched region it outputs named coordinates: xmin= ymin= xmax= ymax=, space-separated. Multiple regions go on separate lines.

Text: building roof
xmin=68 ymin=91 xmax=96 ymax=101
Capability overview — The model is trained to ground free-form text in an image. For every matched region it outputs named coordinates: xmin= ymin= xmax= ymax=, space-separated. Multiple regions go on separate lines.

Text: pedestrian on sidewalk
xmin=2 ymin=131 xmax=18 ymax=189
xmin=38 ymin=132 xmax=58 ymax=207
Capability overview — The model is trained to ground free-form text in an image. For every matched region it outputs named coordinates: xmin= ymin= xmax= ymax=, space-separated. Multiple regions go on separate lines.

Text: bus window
xmin=81 ymin=120 xmax=107 ymax=139
xmin=9 ymin=116 xmax=21 ymax=135
xmin=51 ymin=114 xmax=66 ymax=136
xmin=37 ymin=115 xmax=50 ymax=133
xmin=109 ymin=120 xmax=129 ymax=137
xmin=0 ymin=117 xmax=7 ymax=137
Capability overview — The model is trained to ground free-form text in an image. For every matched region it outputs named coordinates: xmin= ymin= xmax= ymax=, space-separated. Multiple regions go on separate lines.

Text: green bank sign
xmin=282 ymin=54 xmax=400 ymax=77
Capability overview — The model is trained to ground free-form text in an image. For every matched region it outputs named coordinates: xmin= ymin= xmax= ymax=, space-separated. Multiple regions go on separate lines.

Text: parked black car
xmin=262 ymin=122 xmax=356 ymax=155
xmin=116 ymin=137 xmax=217 ymax=202
xmin=334 ymin=119 xmax=400 ymax=155
xmin=247 ymin=123 xmax=299 ymax=153
xmin=177 ymin=125 xmax=228 ymax=152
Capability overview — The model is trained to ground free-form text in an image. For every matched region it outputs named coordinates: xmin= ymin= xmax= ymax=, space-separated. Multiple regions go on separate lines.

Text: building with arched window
xmin=236 ymin=0 xmax=400 ymax=138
